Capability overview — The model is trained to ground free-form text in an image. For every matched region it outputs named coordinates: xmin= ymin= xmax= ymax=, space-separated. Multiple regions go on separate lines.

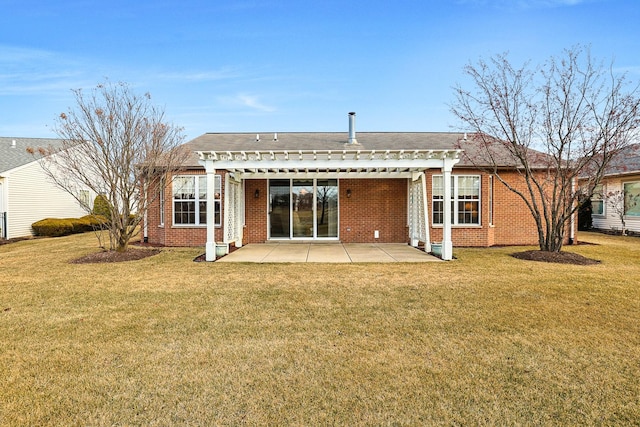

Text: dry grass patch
xmin=0 ymin=232 xmax=639 ymax=425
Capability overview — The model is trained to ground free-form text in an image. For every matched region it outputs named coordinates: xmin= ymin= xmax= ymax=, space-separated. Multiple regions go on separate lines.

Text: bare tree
xmin=452 ymin=46 xmax=640 ymax=252
xmin=40 ymin=81 xmax=189 ymax=252
xmin=605 ymin=190 xmax=628 ymax=236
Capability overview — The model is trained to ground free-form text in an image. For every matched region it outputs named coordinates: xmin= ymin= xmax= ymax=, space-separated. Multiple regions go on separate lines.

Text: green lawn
xmin=1 ymin=232 xmax=639 ymax=425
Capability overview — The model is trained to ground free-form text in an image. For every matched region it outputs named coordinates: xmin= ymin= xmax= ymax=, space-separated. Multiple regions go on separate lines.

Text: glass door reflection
xmin=292 ymin=180 xmax=314 ymax=238
xmin=269 ymin=180 xmax=290 ymax=238
xmin=316 ymin=179 xmax=338 ymax=238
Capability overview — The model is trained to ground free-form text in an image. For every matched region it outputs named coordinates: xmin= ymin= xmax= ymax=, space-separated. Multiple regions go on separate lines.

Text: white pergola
xmin=197 ymin=148 xmax=461 ymax=261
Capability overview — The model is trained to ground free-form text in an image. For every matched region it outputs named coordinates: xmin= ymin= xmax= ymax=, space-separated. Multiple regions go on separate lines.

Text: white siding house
xmin=0 ymin=137 xmax=93 ymax=239
xmin=589 ymin=144 xmax=640 ymax=235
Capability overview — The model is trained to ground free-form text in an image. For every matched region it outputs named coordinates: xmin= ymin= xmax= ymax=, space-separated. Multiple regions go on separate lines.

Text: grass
xmin=0 ymin=232 xmax=639 ymax=425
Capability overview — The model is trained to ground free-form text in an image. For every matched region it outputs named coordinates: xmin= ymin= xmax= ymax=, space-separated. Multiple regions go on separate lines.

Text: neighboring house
xmin=145 ymin=113 xmax=569 ymax=260
xmin=588 ymin=143 xmax=640 ymax=234
xmin=0 ymin=137 xmax=93 ymax=239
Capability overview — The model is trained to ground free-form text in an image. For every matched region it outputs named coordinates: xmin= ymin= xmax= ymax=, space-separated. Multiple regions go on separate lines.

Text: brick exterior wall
xmin=490 ymin=170 xmax=543 ymax=246
xmin=146 ymin=169 xmax=571 ymax=248
xmin=425 ymin=169 xmax=540 ymax=247
xmin=339 ymin=178 xmax=408 ymax=243
xmin=145 ymin=169 xmax=224 ymax=247
xmin=244 ymin=179 xmax=268 ymax=244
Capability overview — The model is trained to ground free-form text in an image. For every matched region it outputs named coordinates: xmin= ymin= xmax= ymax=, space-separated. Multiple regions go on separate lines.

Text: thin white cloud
xmin=0 ymin=44 xmax=92 ymax=95
xmin=220 ymin=93 xmax=276 ymax=113
xmin=0 ymin=45 xmax=54 ymax=63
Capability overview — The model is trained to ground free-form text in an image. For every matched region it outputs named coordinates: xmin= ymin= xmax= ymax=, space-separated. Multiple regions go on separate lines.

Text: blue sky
xmin=1 ymin=0 xmax=638 ymax=141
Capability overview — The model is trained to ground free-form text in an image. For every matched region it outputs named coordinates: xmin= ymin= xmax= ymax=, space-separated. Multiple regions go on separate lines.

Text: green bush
xmin=92 ymin=194 xmax=111 ymax=219
xmin=32 ymin=218 xmax=76 ymax=237
xmin=32 ymin=215 xmax=108 ymax=237
xmin=76 ymin=215 xmax=108 ymax=232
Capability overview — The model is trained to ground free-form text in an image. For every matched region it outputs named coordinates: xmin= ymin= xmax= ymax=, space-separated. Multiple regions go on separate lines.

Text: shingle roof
xmin=182 ymin=132 xmax=467 ymax=167
xmin=604 ymin=143 xmax=640 ymax=176
xmin=0 ymin=137 xmax=64 ymax=174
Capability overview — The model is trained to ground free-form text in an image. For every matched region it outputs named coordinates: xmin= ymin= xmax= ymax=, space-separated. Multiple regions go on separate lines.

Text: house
xmin=587 ymin=143 xmax=640 ymax=234
xmin=145 ymin=113 xmax=562 ymax=261
xmin=0 ymin=137 xmax=93 ymax=239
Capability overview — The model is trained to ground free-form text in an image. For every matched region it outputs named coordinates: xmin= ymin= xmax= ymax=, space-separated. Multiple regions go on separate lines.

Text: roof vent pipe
xmin=348 ymin=112 xmax=358 ymax=144
xmin=11 ymin=139 xmax=16 ymax=148
xmin=274 ymin=133 xmax=278 ymax=141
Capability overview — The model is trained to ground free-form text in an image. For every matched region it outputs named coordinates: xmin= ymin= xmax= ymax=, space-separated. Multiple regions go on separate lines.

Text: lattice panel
xmin=224 ymin=179 xmax=243 ymax=244
xmin=409 ymin=176 xmax=427 ymax=244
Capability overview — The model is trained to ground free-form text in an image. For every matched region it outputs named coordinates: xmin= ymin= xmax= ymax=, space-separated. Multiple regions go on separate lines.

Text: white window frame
xmin=623 ymin=180 xmax=640 ymax=217
xmin=432 ymin=174 xmax=481 ymax=226
xmin=79 ymin=190 xmax=91 ymax=211
xmin=172 ymin=174 xmax=221 ymax=227
xmin=592 ymin=183 xmax=605 ymax=217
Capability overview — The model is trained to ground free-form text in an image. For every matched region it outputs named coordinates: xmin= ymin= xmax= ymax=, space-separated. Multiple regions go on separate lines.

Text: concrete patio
xmin=216 ymin=242 xmax=441 ymax=263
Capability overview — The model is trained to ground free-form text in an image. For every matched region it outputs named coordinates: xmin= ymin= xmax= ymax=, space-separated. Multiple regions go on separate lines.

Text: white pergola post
xmin=204 ymin=163 xmax=217 ymax=262
xmin=421 ymin=172 xmax=431 ymax=253
xmin=441 ymin=158 xmax=455 ymax=261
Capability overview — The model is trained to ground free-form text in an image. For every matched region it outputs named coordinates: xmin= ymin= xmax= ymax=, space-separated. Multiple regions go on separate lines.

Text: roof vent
xmin=274 ymin=133 xmax=278 ymax=141
xmin=348 ymin=112 xmax=358 ymax=144
xmin=256 ymin=134 xmax=260 ymax=142
xmin=11 ymin=139 xmax=16 ymax=148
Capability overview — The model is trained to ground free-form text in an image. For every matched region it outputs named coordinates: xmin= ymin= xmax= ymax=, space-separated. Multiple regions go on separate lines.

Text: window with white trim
xmin=592 ymin=183 xmax=604 ymax=216
xmin=623 ymin=181 xmax=640 ymax=217
xmin=432 ymin=175 xmax=481 ymax=225
xmin=79 ymin=190 xmax=91 ymax=210
xmin=173 ymin=175 xmax=221 ymax=226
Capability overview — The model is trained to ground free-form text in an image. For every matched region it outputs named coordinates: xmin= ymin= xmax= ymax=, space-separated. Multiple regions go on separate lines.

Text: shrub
xmin=32 ymin=215 xmax=108 ymax=237
xmin=32 ymin=218 xmax=76 ymax=237
xmin=76 ymin=215 xmax=108 ymax=232
xmin=92 ymin=194 xmax=111 ymax=219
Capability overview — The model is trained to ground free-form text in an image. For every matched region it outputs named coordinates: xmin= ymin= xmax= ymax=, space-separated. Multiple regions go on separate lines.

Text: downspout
xmin=143 ymin=186 xmax=148 ymax=243
xmin=570 ymin=177 xmax=576 ymax=245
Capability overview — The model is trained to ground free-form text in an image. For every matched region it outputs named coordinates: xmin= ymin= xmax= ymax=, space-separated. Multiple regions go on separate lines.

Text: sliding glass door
xmin=269 ymin=179 xmax=338 ymax=239
xmin=269 ymin=180 xmax=290 ymax=238
xmin=292 ymin=180 xmax=314 ymax=237
xmin=316 ymin=179 xmax=338 ymax=238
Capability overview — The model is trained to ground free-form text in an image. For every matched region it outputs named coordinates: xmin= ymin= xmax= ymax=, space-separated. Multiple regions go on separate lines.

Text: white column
xmin=421 ymin=172 xmax=431 ymax=253
xmin=223 ymin=175 xmax=230 ymax=245
xmin=442 ymin=158 xmax=454 ymax=260
xmin=205 ymin=163 xmax=217 ymax=261
xmin=236 ymin=180 xmax=244 ymax=247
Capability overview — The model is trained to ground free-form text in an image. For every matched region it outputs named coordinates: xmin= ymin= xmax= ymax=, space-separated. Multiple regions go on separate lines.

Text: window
xmin=592 ymin=184 xmax=604 ymax=216
xmin=432 ymin=175 xmax=481 ymax=225
xmin=173 ymin=175 xmax=221 ymax=226
xmin=623 ymin=181 xmax=640 ymax=217
xmin=79 ymin=190 xmax=91 ymax=210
